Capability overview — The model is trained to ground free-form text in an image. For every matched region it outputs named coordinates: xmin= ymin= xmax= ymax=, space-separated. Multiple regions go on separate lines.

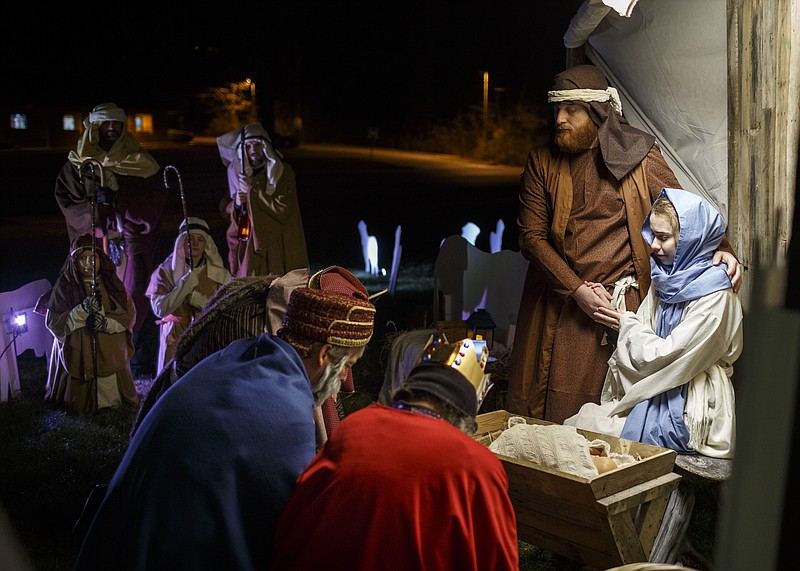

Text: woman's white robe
xmin=564 ymin=287 xmax=743 ymax=458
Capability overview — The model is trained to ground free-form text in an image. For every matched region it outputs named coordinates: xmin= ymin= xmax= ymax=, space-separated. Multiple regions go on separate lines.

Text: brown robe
xmin=54 ymin=161 xmax=166 ymax=331
xmin=505 ymin=142 xmax=735 ymax=423
xmin=45 ymin=278 xmax=138 ymax=414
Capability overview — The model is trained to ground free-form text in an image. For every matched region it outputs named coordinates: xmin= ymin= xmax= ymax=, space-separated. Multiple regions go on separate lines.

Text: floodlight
xmin=6 ymin=309 xmax=28 ymax=336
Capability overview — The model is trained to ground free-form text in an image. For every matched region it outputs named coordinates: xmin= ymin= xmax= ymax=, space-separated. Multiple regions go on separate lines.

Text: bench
xmin=650 ymin=455 xmax=733 ymax=568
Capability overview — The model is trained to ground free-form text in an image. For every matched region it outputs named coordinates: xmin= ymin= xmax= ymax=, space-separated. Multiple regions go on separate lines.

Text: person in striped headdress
xmin=131 ymin=266 xmax=381 ymax=444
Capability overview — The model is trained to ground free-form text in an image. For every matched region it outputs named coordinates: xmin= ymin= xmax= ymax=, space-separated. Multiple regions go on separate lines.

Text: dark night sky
xmin=4 ymin=2 xmax=581 ymax=138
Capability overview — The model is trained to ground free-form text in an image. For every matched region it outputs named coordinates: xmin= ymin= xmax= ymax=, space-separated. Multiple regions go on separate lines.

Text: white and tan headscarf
xmin=67 ymin=102 xmax=160 ymax=190
xmin=170 ymin=217 xmax=228 ymax=285
xmin=547 ymin=86 xmax=623 ymax=115
xmin=547 ymin=65 xmax=655 ymax=181
xmin=216 ymin=122 xmax=285 ymax=200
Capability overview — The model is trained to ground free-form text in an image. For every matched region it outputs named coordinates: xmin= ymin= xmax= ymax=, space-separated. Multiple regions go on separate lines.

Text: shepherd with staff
xmin=43 ymin=232 xmax=138 ymax=414
xmin=147 ymin=205 xmax=230 ymax=374
xmin=55 ymin=102 xmax=165 ymax=378
xmin=217 ymin=122 xmax=309 ymax=277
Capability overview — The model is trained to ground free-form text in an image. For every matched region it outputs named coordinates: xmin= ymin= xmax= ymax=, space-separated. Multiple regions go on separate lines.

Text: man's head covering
xmin=88 ymin=103 xmax=127 ymax=124
xmin=168 ymin=217 xmax=228 ymax=285
xmin=393 ymin=334 xmax=493 ymax=422
xmin=67 ymin=102 xmax=160 ymax=188
xmin=643 ymin=188 xmax=731 ymax=338
xmin=217 ymin=122 xmax=285 ymax=199
xmin=265 ymin=266 xmax=384 ymax=337
xmin=277 ymin=268 xmax=376 ymax=357
xmin=547 ymin=64 xmax=655 ymax=181
xmin=308 ymin=265 xmax=386 ymax=302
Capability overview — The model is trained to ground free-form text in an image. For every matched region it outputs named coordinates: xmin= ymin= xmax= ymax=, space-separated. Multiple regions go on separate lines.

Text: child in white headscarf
xmin=146 ymin=217 xmax=231 ymax=374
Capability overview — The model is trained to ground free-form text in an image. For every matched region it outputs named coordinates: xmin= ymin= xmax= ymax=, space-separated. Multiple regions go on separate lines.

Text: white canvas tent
xmin=565 ymin=0 xmax=731 ymax=218
xmin=563 ymin=0 xmax=800 ymax=306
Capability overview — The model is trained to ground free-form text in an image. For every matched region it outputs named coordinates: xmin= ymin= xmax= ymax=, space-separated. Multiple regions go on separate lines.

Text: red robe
xmin=270 ymin=404 xmax=519 ymax=571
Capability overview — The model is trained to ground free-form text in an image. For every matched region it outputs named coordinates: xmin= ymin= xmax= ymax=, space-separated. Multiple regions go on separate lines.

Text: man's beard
xmin=311 ymin=359 xmax=346 ymax=406
xmin=555 ymin=120 xmax=598 ymax=154
xmin=99 ymin=133 xmax=120 ymax=151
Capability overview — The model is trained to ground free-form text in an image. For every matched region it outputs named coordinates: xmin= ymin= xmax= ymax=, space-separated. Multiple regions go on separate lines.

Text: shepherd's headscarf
xmin=168 ymin=217 xmax=229 ymax=286
xmin=548 ymin=65 xmax=655 ymax=181
xmin=217 ymin=122 xmax=285 ymax=200
xmin=67 ymin=103 xmax=160 ymax=190
xmin=48 ymin=234 xmax=130 ymax=315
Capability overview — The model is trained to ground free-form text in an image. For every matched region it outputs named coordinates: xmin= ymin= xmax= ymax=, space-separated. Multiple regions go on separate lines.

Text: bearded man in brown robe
xmin=54 ymin=103 xmax=165 ymax=377
xmin=506 ymin=65 xmax=742 ymax=424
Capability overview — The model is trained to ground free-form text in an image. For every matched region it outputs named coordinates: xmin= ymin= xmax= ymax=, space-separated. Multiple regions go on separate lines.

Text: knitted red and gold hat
xmin=277 ymin=287 xmax=376 ymax=358
xmin=308 ymin=265 xmax=386 ymax=302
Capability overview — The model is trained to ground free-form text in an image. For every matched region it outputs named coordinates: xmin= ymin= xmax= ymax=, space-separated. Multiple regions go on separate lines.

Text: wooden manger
xmin=475 ymin=410 xmax=681 ymax=569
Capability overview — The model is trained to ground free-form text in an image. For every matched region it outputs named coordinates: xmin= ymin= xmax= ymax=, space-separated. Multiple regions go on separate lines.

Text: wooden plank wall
xmin=728 ymin=0 xmax=800 ymax=308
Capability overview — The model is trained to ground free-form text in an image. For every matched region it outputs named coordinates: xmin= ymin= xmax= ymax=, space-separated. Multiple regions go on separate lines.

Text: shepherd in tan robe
xmin=146 ymin=217 xmax=231 ymax=374
xmin=217 ymin=123 xmax=309 ymax=278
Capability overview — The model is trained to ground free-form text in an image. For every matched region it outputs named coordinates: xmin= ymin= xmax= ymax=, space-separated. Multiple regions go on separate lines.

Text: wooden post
xmin=727 ymin=0 xmax=800 ymax=309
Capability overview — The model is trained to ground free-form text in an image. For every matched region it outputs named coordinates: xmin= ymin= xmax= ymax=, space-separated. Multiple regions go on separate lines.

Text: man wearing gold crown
xmin=270 ymin=334 xmax=519 ymax=571
xmin=74 ymin=275 xmax=377 ymax=571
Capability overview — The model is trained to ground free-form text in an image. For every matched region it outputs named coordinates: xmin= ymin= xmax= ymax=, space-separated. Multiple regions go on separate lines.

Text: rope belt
xmin=601 ymin=275 xmax=639 ymax=346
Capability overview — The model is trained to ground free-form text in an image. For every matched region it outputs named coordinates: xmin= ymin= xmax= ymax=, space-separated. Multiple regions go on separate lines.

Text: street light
xmin=482 ymin=71 xmax=489 ymax=154
xmin=245 ymin=78 xmax=256 ymax=121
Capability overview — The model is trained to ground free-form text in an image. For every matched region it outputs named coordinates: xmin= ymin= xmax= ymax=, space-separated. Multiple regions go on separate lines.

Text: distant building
xmin=0 ymin=104 xmax=171 ymax=149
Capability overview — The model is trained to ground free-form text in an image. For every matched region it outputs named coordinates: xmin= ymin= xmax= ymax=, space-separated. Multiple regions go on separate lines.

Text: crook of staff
xmin=163 ymin=165 xmax=193 ymax=271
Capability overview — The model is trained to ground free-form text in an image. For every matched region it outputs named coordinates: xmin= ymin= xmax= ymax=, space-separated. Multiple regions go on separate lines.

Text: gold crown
xmin=419 ymin=334 xmax=493 ymax=407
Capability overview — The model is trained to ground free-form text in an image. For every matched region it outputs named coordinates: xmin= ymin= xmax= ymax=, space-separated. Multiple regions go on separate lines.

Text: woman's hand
xmin=593 ymin=306 xmax=622 ymax=331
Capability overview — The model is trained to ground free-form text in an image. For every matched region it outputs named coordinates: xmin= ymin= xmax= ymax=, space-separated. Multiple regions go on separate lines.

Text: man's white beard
xmin=312 ymin=360 xmax=345 ymax=406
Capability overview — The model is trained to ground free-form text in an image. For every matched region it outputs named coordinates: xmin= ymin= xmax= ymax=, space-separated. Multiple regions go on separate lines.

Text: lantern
xmin=465 ymin=308 xmax=496 ymax=350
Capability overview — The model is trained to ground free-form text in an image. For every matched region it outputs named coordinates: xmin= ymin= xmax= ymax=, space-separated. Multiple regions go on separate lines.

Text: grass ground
xmin=0 ymin=269 xmax=720 ymax=570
